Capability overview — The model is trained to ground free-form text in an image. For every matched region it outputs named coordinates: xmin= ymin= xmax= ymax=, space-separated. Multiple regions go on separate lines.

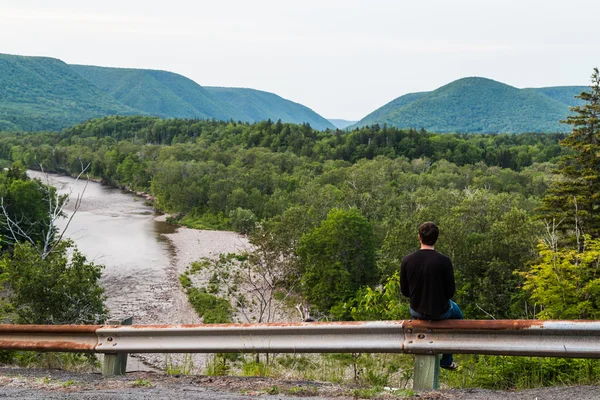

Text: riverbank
xmin=154 ymin=214 xmax=249 ymax=326
xmin=124 ymin=215 xmax=249 ymax=371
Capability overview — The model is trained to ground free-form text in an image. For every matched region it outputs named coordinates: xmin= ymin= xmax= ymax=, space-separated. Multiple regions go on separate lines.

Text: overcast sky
xmin=1 ymin=0 xmax=599 ymax=120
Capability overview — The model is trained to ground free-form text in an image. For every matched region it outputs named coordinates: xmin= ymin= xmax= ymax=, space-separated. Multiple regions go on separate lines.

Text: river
xmin=26 ymin=170 xmax=181 ymax=320
xmin=26 ymin=171 xmax=248 ymax=370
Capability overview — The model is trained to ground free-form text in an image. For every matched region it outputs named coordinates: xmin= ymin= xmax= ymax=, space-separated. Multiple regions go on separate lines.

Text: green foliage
xmin=349 ymin=272 xmax=410 ymax=321
xmin=444 ymin=354 xmax=600 ymax=389
xmin=178 ymin=213 xmax=229 ymax=231
xmin=132 ymin=378 xmax=152 ymax=387
xmin=186 ymin=287 xmax=232 ymax=323
xmin=206 ymin=353 xmax=233 ymax=376
xmin=522 ymin=236 xmax=600 ymax=319
xmin=228 ymin=207 xmax=257 ymax=234
xmin=241 ymin=359 xmax=270 ymax=376
xmin=297 ymin=208 xmax=378 ymax=315
xmin=353 ymin=77 xmax=576 ymax=133
xmin=539 ymin=68 xmax=600 ymax=238
xmin=165 ymin=353 xmax=195 ymax=375
xmin=179 ymin=274 xmax=192 ymax=289
xmin=0 ymin=351 xmax=99 ymax=372
xmin=0 ymin=163 xmax=58 ymax=247
xmin=0 ymin=240 xmax=107 ymax=324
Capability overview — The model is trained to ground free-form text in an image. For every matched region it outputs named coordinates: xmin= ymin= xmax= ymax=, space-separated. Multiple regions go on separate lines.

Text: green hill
xmin=73 ymin=66 xmax=334 ymax=130
xmin=70 ymin=65 xmax=244 ymax=121
xmin=0 ymin=54 xmax=138 ymax=131
xmin=351 ymin=92 xmax=428 ymax=128
xmin=205 ymin=87 xmax=334 ymax=130
xmin=0 ymin=53 xmax=334 ymax=132
xmin=352 ymin=78 xmax=585 ymax=133
xmin=529 ymin=86 xmax=589 ymax=107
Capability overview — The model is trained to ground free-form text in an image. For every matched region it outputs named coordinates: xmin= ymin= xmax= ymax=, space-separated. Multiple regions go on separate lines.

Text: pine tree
xmin=539 ymin=68 xmax=600 ymax=238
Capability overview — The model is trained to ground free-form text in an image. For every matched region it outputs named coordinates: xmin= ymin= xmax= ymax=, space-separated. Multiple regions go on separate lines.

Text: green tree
xmin=349 ymin=272 xmax=409 ymax=321
xmin=521 ymin=236 xmax=600 ymax=320
xmin=0 ymin=239 xmax=107 ymax=324
xmin=0 ymin=164 xmax=56 ymax=249
xmin=297 ymin=208 xmax=378 ymax=316
xmin=539 ymin=68 xmax=600 ymax=238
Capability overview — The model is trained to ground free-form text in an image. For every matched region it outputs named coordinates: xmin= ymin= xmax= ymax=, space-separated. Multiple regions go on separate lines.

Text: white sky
xmin=1 ymin=0 xmax=599 ymax=120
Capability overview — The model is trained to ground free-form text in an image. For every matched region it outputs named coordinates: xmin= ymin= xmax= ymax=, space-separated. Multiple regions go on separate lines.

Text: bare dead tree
xmin=0 ymin=161 xmax=90 ymax=259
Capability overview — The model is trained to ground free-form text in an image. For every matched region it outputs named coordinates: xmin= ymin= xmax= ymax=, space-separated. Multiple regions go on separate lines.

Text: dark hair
xmin=418 ymin=222 xmax=439 ymax=245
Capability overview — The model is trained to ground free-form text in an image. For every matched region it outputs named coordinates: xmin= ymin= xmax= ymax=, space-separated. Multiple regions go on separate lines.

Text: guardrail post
xmin=102 ymin=316 xmax=132 ymax=376
xmin=413 ymin=354 xmax=440 ymax=391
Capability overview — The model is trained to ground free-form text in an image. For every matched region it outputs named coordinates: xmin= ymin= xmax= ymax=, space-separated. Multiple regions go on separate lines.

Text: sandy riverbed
xmin=124 ymin=216 xmax=249 ymax=371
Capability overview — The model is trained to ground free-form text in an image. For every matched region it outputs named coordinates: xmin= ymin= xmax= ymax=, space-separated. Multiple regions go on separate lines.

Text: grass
xmin=442 ymin=354 xmax=600 ymax=390
xmin=178 ymin=212 xmax=230 ymax=231
xmin=194 ymin=352 xmax=600 ymax=393
xmin=132 ymin=378 xmax=152 ymax=387
xmin=165 ymin=354 xmax=195 ymax=376
xmin=0 ymin=351 xmax=99 ymax=372
xmin=186 ymin=287 xmax=232 ymax=323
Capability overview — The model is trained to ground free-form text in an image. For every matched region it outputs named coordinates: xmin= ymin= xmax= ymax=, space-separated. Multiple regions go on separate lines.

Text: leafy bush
xmin=186 ymin=288 xmax=232 ymax=323
xmin=0 ymin=240 xmax=107 ymax=324
xmin=228 ymin=207 xmax=257 ymax=234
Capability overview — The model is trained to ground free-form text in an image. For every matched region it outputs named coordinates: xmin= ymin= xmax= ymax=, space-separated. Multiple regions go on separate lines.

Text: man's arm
xmin=400 ymin=258 xmax=410 ymax=298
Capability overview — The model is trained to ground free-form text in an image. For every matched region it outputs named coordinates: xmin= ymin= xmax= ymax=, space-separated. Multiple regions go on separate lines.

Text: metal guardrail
xmin=1 ymin=319 xmax=599 ymax=357
xmin=1 ymin=319 xmax=599 ymax=390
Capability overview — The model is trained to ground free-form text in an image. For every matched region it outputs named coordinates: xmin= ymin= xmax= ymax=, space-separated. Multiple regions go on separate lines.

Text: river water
xmin=26 ymin=171 xmax=178 ymax=320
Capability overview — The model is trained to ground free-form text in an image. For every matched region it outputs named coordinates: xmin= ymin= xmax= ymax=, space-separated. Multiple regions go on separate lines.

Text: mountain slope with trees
xmin=351 ymin=78 xmax=586 ymax=133
xmin=529 ymin=86 xmax=589 ymax=107
xmin=205 ymin=86 xmax=335 ymax=130
xmin=71 ymin=65 xmax=334 ymax=130
xmin=70 ymin=65 xmax=245 ymax=121
xmin=0 ymin=54 xmax=138 ymax=132
xmin=0 ymin=53 xmax=335 ymax=132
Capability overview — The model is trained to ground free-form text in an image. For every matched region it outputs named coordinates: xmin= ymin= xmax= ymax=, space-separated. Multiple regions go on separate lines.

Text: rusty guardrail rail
xmin=1 ymin=320 xmax=599 ymax=389
xmin=2 ymin=320 xmax=599 ymax=357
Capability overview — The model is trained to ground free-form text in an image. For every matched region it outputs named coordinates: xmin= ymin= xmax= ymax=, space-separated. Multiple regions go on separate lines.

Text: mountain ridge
xmin=0 ymin=54 xmax=138 ymax=131
xmin=350 ymin=77 xmax=589 ymax=133
xmin=0 ymin=53 xmax=334 ymax=132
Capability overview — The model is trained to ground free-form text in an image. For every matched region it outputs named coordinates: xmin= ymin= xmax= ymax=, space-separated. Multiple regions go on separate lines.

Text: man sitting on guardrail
xmin=400 ymin=221 xmax=464 ymax=370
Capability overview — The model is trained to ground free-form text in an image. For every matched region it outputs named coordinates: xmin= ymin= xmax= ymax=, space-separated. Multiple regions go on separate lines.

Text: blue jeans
xmin=410 ymin=300 xmax=464 ymax=367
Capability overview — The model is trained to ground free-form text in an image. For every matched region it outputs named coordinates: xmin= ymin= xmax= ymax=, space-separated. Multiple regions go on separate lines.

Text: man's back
xmin=400 ymin=249 xmax=455 ymax=319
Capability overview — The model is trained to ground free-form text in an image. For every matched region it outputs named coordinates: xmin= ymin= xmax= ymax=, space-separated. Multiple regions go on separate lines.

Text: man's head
xmin=418 ymin=222 xmax=439 ymax=246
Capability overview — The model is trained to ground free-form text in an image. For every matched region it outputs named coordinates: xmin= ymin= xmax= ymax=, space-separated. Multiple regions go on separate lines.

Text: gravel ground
xmin=1 ymin=368 xmax=599 ymax=400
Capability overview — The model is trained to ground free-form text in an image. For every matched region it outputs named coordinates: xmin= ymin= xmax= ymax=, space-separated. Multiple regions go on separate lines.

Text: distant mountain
xmin=72 ymin=65 xmax=334 ymax=130
xmin=0 ymin=54 xmax=137 ymax=131
xmin=529 ymin=86 xmax=589 ymax=107
xmin=328 ymin=119 xmax=358 ymax=129
xmin=205 ymin=87 xmax=335 ymax=130
xmin=70 ymin=65 xmax=244 ymax=121
xmin=352 ymin=92 xmax=428 ymax=128
xmin=351 ymin=78 xmax=589 ymax=133
xmin=0 ymin=53 xmax=334 ymax=132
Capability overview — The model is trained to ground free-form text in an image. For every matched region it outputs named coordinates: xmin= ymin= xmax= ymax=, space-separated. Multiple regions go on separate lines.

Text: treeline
xmin=9 ymin=115 xmax=565 ymax=169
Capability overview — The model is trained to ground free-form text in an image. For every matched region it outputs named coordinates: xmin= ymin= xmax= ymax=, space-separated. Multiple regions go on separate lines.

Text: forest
xmin=0 ymin=68 xmax=598 ymax=389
